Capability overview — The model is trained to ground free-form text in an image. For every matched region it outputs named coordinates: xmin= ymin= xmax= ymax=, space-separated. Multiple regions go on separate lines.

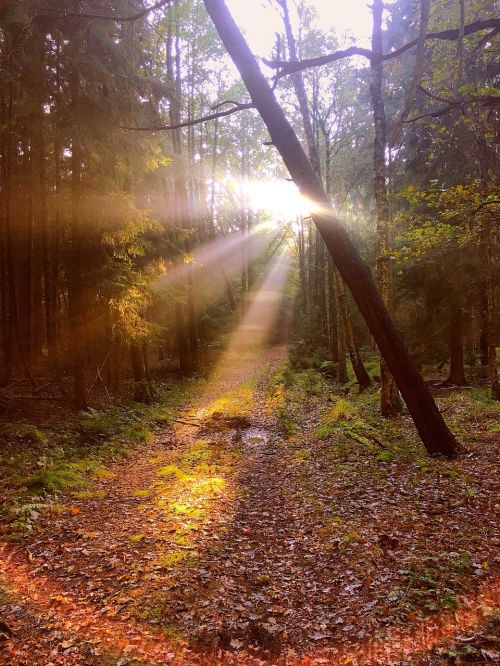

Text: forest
xmin=0 ymin=0 xmax=499 ymax=664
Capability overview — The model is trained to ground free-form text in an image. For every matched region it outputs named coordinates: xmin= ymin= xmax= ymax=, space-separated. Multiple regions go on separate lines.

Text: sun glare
xmin=233 ymin=178 xmax=312 ymax=223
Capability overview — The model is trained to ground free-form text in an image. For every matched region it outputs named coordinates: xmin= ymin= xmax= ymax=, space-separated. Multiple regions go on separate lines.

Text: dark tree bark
xmin=69 ymin=64 xmax=87 ymax=410
xmin=168 ymin=14 xmax=198 ymax=373
xmin=33 ymin=28 xmax=58 ymax=371
xmin=370 ymin=0 xmax=403 ymax=417
xmin=203 ymin=0 xmax=459 ymax=457
xmin=335 ymin=270 xmax=372 ymax=391
xmin=446 ymin=304 xmax=467 ymax=386
xmin=277 ymin=0 xmax=321 ymax=176
xmin=130 ymin=342 xmax=152 ymax=403
xmin=175 ymin=301 xmax=191 ymax=375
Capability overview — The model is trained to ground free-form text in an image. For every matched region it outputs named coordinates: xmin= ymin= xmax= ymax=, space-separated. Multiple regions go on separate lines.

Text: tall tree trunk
xmin=278 ymin=0 xmax=321 ymax=176
xmin=130 ymin=341 xmax=151 ymax=403
xmin=370 ymin=0 xmax=403 ymax=417
xmin=175 ymin=301 xmax=190 ymax=374
xmin=327 ymin=258 xmax=337 ymax=363
xmin=298 ymin=217 xmax=308 ymax=314
xmin=481 ymin=228 xmax=499 ymax=399
xmin=0 ymin=89 xmax=15 ymax=385
xmin=335 ymin=283 xmax=348 ymax=385
xmin=475 ymin=137 xmax=499 ymax=399
xmin=204 ymin=0 xmax=459 ymax=457
xmin=335 ymin=270 xmax=372 ymax=390
xmin=69 ymin=65 xmax=87 ymax=410
xmin=33 ymin=28 xmax=58 ymax=371
xmin=168 ymin=14 xmax=198 ymax=372
xmin=446 ymin=304 xmax=467 ymax=386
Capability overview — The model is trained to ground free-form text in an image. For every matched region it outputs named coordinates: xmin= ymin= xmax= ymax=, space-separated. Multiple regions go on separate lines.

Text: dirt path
xmin=1 ymin=346 xmax=499 ymax=665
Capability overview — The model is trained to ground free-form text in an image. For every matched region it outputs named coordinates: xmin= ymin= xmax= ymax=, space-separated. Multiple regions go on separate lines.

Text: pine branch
xmin=267 ymin=18 xmax=500 ymax=78
xmin=121 ymin=102 xmax=255 ymax=131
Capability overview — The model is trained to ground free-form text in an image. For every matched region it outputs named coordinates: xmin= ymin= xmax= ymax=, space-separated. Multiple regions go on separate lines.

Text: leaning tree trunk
xmin=204 ymin=0 xmax=459 ymax=458
xmin=370 ymin=0 xmax=403 ymax=417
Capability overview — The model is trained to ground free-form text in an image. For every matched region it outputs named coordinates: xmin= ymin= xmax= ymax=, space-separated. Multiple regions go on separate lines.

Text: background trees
xmin=0 ymin=0 xmax=498 ymax=418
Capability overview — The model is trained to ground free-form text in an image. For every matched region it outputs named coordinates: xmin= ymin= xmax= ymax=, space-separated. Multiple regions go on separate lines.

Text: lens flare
xmin=228 ymin=177 xmax=312 ymax=223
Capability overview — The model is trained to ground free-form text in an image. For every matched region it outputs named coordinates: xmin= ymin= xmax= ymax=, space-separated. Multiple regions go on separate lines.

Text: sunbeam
xmin=154 ymin=224 xmax=272 ymax=291
xmin=220 ymin=250 xmax=291 ymax=359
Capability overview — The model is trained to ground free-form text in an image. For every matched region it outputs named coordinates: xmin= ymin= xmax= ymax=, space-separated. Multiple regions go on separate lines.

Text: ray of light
xmin=154 ymin=224 xmax=268 ymax=291
xmin=220 ymin=250 xmax=291 ymax=360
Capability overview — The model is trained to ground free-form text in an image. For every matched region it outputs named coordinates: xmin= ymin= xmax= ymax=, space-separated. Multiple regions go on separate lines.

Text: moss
xmin=330 ymin=398 xmax=357 ymax=422
xmin=277 ymin=405 xmax=296 ymax=436
xmin=157 ymin=464 xmax=189 ymax=481
xmin=377 ymin=450 xmax=394 ymax=462
xmin=129 ymin=533 xmax=145 ymax=543
xmin=93 ymin=468 xmax=114 ymax=480
xmin=292 ymin=448 xmax=311 ymax=463
xmin=315 ymin=421 xmax=337 ymax=439
xmin=157 ymin=551 xmax=193 ymax=567
xmin=169 ymin=501 xmax=202 ymax=518
xmin=25 ymin=466 xmax=88 ymax=494
xmin=161 ymin=626 xmax=185 ymax=643
xmin=2 ymin=422 xmax=48 ymax=444
xmin=440 ymin=468 xmax=458 ymax=480
xmin=128 ymin=426 xmax=153 ymax=444
xmin=341 ymin=530 xmax=360 ymax=545
xmin=79 ymin=409 xmax=118 ymax=440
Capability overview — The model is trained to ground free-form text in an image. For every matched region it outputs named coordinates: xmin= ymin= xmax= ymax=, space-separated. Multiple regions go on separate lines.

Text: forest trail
xmin=1 ymin=345 xmax=499 ymax=665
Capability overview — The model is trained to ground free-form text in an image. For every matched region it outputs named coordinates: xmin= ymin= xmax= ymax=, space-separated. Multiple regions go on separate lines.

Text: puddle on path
xmin=242 ymin=427 xmax=268 ymax=448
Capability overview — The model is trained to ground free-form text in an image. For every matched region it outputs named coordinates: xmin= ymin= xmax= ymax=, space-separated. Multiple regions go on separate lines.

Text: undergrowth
xmin=0 ymin=379 xmax=202 ymax=533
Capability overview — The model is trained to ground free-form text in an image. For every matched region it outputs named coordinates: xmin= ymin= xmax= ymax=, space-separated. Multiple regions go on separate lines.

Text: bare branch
xmin=403 ymin=94 xmax=500 ymax=124
xmin=121 ymin=102 xmax=255 ymax=132
xmin=267 ymin=18 xmax=500 ymax=78
xmin=389 ymin=0 xmax=430 ymax=146
xmin=12 ymin=0 xmax=178 ymax=22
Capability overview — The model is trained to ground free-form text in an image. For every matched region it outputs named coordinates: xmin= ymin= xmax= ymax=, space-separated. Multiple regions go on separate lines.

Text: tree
xmin=369 ymin=0 xmax=403 ymax=416
xmin=203 ymin=0 xmax=459 ymax=457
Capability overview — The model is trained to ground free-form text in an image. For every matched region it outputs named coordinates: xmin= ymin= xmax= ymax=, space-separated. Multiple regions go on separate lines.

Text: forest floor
xmin=0 ymin=346 xmax=499 ymax=666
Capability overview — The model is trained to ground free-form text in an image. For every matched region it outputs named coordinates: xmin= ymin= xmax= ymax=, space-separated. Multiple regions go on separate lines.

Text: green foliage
xmin=330 ymin=398 xmax=357 ymax=422
xmin=396 ymin=181 xmax=500 ymax=260
xmin=79 ymin=409 xmax=119 ymax=440
xmin=1 ymin=423 xmax=48 ymax=445
xmin=25 ymin=459 xmax=99 ymax=494
xmin=277 ymin=405 xmax=296 ymax=436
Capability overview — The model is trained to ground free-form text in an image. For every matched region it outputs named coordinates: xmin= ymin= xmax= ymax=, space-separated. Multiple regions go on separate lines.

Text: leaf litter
xmin=0 ymin=347 xmax=499 ymax=665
